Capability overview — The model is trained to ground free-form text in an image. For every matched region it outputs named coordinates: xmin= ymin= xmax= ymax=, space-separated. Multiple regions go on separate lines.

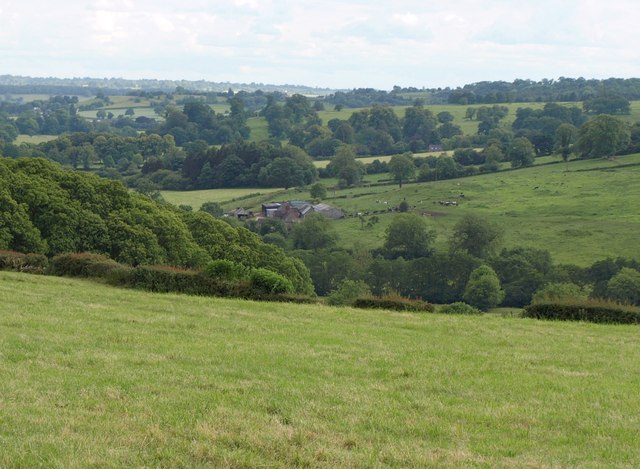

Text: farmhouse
xmin=227 ymin=207 xmax=253 ymax=219
xmin=261 ymin=200 xmax=345 ymax=223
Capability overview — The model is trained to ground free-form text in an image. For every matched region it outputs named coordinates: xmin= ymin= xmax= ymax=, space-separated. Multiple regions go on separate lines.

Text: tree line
xmin=253 ymin=211 xmax=640 ymax=309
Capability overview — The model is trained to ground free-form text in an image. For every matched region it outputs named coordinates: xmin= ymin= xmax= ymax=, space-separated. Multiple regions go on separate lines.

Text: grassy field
xmin=1 ymin=270 xmax=639 ymax=467
xmin=14 ymin=134 xmax=58 ymax=145
xmin=206 ymin=153 xmax=640 ymax=265
xmin=328 ymin=154 xmax=640 ymax=264
xmin=161 ymin=187 xmax=286 ymax=209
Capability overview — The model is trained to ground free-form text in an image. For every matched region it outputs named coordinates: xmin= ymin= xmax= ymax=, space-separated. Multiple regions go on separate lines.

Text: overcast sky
xmin=1 ymin=0 xmax=639 ymax=90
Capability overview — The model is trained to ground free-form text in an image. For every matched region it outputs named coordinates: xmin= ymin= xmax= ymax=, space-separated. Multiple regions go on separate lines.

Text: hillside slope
xmin=1 ymin=271 xmax=639 ymax=467
xmin=305 ymin=153 xmax=640 ymax=265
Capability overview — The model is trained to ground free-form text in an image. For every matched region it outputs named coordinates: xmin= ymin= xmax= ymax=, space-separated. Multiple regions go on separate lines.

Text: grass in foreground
xmin=1 ymin=271 xmax=639 ymax=467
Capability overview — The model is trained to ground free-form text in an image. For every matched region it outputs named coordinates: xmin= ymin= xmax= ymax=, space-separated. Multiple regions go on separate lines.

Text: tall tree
xmin=463 ymin=264 xmax=504 ymax=311
xmin=576 ymin=115 xmax=630 ymax=159
xmin=388 ymin=152 xmax=416 ymax=188
xmin=554 ymin=123 xmax=578 ymax=169
xmin=507 ymin=137 xmax=535 ymax=168
xmin=450 ymin=214 xmax=503 ymax=259
xmin=383 ymin=213 xmax=434 ymax=260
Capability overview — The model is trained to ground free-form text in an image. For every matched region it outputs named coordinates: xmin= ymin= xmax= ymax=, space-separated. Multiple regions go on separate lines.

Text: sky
xmin=1 ymin=0 xmax=639 ymax=90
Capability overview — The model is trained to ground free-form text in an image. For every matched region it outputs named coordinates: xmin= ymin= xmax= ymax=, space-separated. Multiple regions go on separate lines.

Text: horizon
xmin=2 ymin=73 xmax=637 ymax=94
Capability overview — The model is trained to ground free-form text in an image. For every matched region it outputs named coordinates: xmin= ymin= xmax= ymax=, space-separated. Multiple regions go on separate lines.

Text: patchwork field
xmin=1 ymin=271 xmax=639 ymax=467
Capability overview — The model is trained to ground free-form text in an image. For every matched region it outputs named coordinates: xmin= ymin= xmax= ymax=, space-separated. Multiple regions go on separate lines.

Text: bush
xmin=49 ymin=252 xmax=126 ymax=278
xmin=0 ymin=250 xmax=48 ymax=274
xmin=326 ymin=279 xmax=372 ymax=306
xmin=125 ymin=265 xmax=247 ymax=297
xmin=249 ymin=268 xmax=294 ymax=295
xmin=352 ymin=295 xmax=434 ymax=313
xmin=463 ymin=264 xmax=504 ymax=311
xmin=439 ymin=302 xmax=481 ymax=315
xmin=204 ymin=259 xmax=248 ymax=281
xmin=532 ymin=282 xmax=588 ymax=304
xmin=523 ymin=301 xmax=640 ymax=325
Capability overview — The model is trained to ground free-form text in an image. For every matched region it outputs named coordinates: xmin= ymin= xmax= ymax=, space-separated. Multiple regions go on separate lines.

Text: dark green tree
xmin=576 ymin=115 xmax=630 ymax=159
xmin=383 ymin=213 xmax=434 ymax=259
xmin=606 ymin=268 xmax=640 ymax=305
xmin=291 ymin=213 xmax=337 ymax=251
xmin=508 ymin=137 xmax=535 ymax=168
xmin=463 ymin=264 xmax=504 ymax=311
xmin=554 ymin=123 xmax=578 ymax=168
xmin=450 ymin=213 xmax=503 ymax=259
xmin=309 ymin=182 xmax=327 ymax=200
xmin=388 ymin=152 xmax=416 ymax=188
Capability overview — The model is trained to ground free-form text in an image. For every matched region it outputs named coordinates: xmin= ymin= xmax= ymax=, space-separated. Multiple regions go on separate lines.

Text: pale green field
xmin=313 ymin=151 xmax=458 ymax=168
xmin=247 ymin=116 xmax=269 ymax=142
xmin=14 ymin=134 xmax=58 ymax=144
xmin=1 ymin=270 xmax=639 ymax=467
xmin=77 ymin=107 xmax=161 ymax=120
xmin=162 ymin=187 xmax=285 ymax=209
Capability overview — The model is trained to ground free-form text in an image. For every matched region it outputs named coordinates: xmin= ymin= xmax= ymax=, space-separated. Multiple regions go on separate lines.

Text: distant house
xmin=227 ymin=207 xmax=252 ymax=220
xmin=262 ymin=203 xmax=282 ymax=217
xmin=428 ymin=144 xmax=444 ymax=152
xmin=312 ymin=203 xmax=345 ymax=220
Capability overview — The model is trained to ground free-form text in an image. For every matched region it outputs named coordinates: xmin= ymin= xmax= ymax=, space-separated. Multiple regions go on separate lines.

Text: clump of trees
xmin=0 ymin=157 xmax=314 ymax=295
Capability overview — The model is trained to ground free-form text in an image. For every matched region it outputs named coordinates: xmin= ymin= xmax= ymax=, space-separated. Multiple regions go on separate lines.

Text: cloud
xmin=1 ymin=0 xmax=639 ymax=88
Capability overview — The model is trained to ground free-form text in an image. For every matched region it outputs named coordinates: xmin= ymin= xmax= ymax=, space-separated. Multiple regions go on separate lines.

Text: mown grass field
xmin=161 ymin=187 xmax=286 ymax=209
xmin=1 ymin=270 xmax=639 ymax=467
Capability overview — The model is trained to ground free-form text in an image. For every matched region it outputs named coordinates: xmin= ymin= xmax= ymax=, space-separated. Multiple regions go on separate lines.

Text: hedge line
xmin=352 ymin=296 xmax=435 ymax=313
xmin=523 ymin=303 xmax=640 ymax=325
xmin=0 ymin=250 xmax=48 ymax=274
xmin=44 ymin=252 xmax=316 ymax=304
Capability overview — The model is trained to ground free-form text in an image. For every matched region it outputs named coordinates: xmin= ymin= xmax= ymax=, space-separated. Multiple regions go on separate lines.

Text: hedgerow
xmin=352 ymin=295 xmax=434 ymax=313
xmin=0 ymin=250 xmax=48 ymax=274
xmin=523 ymin=301 xmax=640 ymax=325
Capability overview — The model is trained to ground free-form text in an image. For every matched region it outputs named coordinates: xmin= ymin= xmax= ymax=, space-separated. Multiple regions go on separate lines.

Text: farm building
xmin=227 ymin=208 xmax=253 ymax=219
xmin=261 ymin=200 xmax=344 ymax=223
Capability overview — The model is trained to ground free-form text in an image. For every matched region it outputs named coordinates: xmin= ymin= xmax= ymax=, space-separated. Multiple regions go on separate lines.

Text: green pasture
xmin=247 ymin=116 xmax=269 ymax=142
xmin=1 ymin=94 xmax=52 ymax=102
xmin=169 ymin=153 xmax=640 ymax=265
xmin=313 ymin=151 xmax=458 ymax=169
xmin=14 ymin=134 xmax=58 ymax=145
xmin=1 ymin=270 xmax=639 ymax=467
xmin=240 ymin=153 xmax=639 ymax=265
xmin=77 ymin=107 xmax=160 ymax=120
xmin=161 ymin=187 xmax=285 ymax=209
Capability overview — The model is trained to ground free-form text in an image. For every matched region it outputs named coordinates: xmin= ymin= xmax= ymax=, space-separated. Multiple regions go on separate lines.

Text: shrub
xmin=125 ymin=265 xmax=247 ymax=297
xmin=326 ymin=279 xmax=372 ymax=306
xmin=439 ymin=302 xmax=481 ymax=315
xmin=50 ymin=252 xmax=126 ymax=278
xmin=204 ymin=259 xmax=248 ymax=281
xmin=0 ymin=250 xmax=48 ymax=274
xmin=606 ymin=267 xmax=640 ymax=305
xmin=463 ymin=264 xmax=504 ymax=311
xmin=532 ymin=282 xmax=588 ymax=304
xmin=523 ymin=301 xmax=640 ymax=325
xmin=352 ymin=295 xmax=434 ymax=313
xmin=249 ymin=268 xmax=294 ymax=295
